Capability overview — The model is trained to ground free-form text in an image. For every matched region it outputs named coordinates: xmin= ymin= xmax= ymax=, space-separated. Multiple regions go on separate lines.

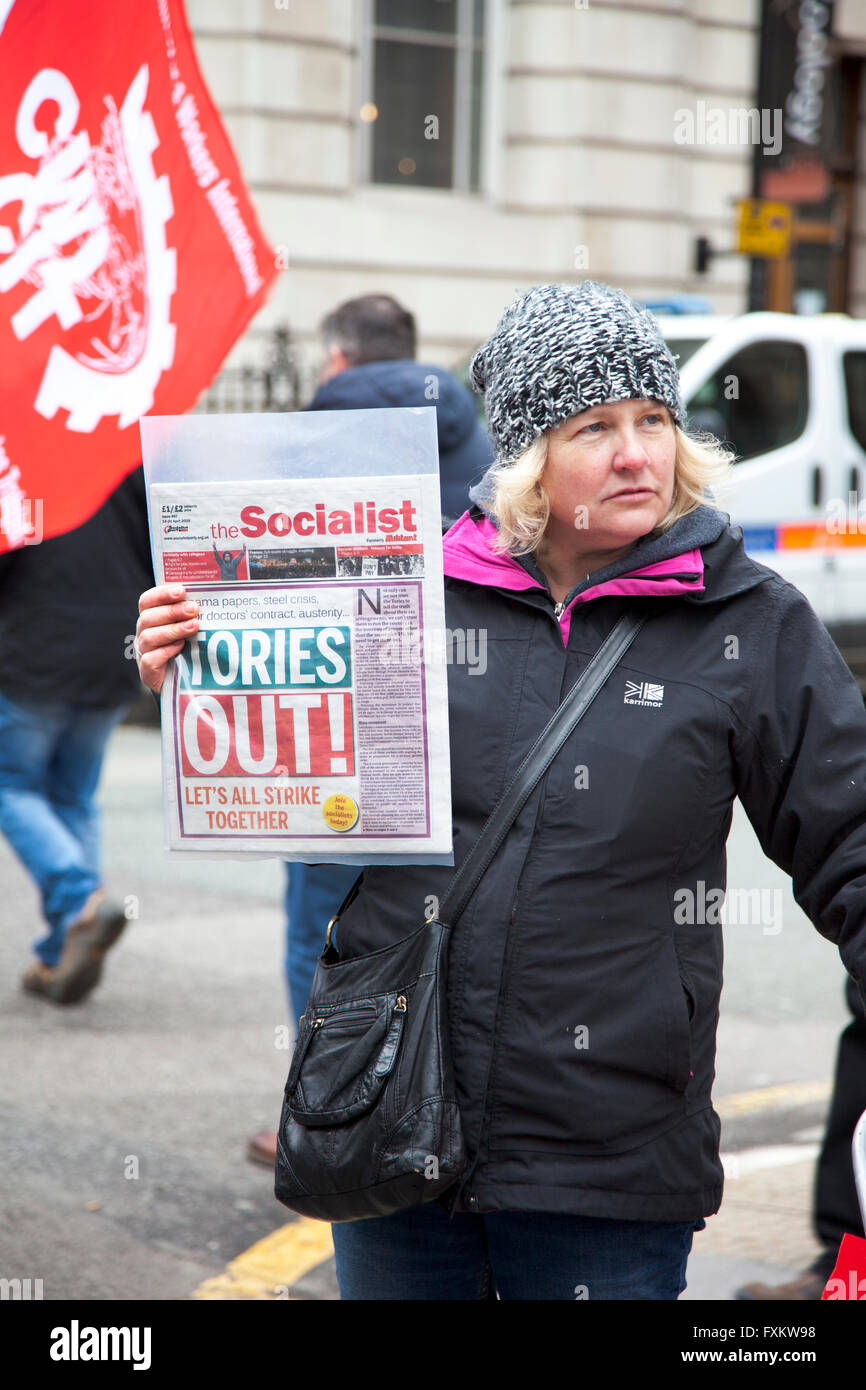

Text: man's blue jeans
xmin=332 ymin=1201 xmax=704 ymax=1300
xmin=0 ymin=688 xmax=126 ymax=965
xmin=283 ymin=863 xmax=360 ymax=1022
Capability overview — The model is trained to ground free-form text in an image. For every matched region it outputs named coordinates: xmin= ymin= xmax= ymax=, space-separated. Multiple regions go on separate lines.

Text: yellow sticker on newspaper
xmin=323 ymin=794 xmax=359 ymax=833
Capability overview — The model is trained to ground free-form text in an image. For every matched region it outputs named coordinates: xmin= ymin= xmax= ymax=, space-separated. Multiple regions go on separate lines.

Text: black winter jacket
xmin=336 ymin=502 xmax=866 ymax=1221
xmin=0 ymin=467 xmax=153 ymax=708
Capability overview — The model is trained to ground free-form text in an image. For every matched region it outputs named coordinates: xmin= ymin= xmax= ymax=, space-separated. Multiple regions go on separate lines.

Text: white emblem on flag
xmin=0 ymin=65 xmax=175 ymax=431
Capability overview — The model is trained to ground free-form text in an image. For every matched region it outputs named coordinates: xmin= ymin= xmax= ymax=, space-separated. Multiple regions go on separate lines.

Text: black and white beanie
xmin=470 ymin=281 xmax=684 ymax=463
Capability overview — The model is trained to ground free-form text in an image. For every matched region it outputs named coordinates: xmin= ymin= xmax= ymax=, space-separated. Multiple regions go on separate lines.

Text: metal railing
xmin=197 ymin=325 xmax=307 ymax=414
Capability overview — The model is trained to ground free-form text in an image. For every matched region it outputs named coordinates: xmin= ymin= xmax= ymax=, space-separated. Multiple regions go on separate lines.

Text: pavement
xmin=684 ymin=1092 xmax=829 ymax=1302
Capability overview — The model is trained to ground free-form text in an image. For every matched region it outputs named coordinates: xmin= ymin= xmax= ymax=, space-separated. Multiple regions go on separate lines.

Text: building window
xmin=363 ymin=0 xmax=486 ymax=192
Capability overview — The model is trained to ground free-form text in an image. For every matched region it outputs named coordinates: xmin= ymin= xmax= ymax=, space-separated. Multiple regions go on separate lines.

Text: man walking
xmin=0 ymin=467 xmax=153 ymax=1003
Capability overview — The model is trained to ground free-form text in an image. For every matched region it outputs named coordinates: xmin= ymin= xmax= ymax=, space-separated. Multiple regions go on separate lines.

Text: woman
xmin=136 ymin=281 xmax=866 ymax=1300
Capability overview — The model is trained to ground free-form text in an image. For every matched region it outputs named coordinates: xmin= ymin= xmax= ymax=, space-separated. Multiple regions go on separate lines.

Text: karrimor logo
xmin=49 ymin=1321 xmax=152 ymax=1371
xmin=624 ymin=680 xmax=664 ymax=708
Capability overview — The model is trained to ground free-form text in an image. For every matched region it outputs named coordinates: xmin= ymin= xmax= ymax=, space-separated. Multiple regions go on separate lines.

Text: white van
xmin=655 ymin=312 xmax=866 ymax=686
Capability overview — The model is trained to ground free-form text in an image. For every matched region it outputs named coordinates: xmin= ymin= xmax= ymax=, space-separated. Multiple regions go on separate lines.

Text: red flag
xmin=0 ymin=0 xmax=278 ymax=551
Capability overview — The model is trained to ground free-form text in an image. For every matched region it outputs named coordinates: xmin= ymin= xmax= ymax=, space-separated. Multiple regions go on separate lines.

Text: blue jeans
xmin=0 ymin=688 xmax=126 ymax=965
xmin=283 ymin=863 xmax=360 ymax=1023
xmin=332 ymin=1202 xmax=703 ymax=1300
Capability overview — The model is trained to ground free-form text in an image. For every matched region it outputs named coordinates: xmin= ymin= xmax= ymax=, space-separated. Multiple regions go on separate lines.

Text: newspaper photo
xmin=141 ymin=409 xmax=453 ymax=864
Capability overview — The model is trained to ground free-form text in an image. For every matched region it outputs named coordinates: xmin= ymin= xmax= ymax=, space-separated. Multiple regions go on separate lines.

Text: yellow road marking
xmin=192 ymin=1217 xmax=334 ymax=1301
xmin=715 ymin=1079 xmax=831 ymax=1117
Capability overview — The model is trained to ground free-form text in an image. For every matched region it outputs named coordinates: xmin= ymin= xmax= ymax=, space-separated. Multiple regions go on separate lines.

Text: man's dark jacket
xmin=335 ymin=501 xmax=866 ymax=1221
xmin=307 ymin=360 xmax=493 ymax=520
xmin=0 ymin=467 xmax=153 ymax=707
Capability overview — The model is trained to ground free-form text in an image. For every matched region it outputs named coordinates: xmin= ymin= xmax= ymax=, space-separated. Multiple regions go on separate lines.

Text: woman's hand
xmin=135 ymin=583 xmax=199 ymax=694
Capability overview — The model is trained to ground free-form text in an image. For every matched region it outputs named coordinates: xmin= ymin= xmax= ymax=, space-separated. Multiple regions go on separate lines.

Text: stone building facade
xmin=187 ymin=0 xmax=866 ymax=388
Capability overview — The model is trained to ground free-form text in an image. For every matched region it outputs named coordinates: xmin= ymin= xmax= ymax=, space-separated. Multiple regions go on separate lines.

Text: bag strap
xmin=325 ymin=609 xmax=646 ymax=944
xmin=436 ymin=609 xmax=646 ymax=925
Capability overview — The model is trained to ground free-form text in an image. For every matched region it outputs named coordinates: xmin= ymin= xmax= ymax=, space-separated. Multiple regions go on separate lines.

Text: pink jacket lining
xmin=442 ymin=511 xmax=705 ymax=646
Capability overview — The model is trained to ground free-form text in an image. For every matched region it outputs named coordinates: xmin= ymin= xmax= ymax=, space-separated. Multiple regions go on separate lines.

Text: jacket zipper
xmin=458 ymin=596 xmax=572 ymax=1211
xmin=551 ymin=572 xmax=700 ymax=625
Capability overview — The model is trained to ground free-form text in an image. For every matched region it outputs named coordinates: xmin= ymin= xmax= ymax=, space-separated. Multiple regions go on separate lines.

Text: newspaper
xmin=141 ymin=409 xmax=453 ymax=864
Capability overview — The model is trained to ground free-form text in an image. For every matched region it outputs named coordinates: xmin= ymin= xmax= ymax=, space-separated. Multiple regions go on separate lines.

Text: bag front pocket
xmin=285 ymin=993 xmax=407 ymax=1128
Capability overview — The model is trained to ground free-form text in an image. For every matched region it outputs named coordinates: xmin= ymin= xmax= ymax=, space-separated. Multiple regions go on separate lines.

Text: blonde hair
xmin=486 ymin=421 xmax=734 ymax=556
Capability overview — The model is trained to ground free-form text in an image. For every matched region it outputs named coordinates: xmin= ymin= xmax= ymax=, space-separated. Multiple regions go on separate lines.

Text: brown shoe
xmin=736 ymin=1269 xmax=829 ymax=1301
xmin=247 ymin=1129 xmax=278 ymax=1168
xmin=22 ymin=892 xmax=127 ymax=1005
xmin=21 ymin=960 xmax=68 ymax=1000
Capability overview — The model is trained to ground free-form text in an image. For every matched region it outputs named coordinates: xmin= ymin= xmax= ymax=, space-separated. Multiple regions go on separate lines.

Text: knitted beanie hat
xmin=470 ymin=281 xmax=684 ymax=463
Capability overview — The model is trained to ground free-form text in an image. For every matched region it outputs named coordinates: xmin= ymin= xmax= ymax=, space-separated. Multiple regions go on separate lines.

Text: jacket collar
xmin=443 ymin=502 xmax=773 ymax=612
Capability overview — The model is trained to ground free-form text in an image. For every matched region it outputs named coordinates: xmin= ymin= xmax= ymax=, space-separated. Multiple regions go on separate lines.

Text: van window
xmin=843 ymin=353 xmax=866 ymax=452
xmin=685 ymin=341 xmax=808 ymax=461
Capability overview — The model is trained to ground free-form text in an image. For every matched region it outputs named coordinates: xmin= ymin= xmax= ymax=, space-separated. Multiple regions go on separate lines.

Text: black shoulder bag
xmin=275 ymin=610 xmax=646 ymax=1222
